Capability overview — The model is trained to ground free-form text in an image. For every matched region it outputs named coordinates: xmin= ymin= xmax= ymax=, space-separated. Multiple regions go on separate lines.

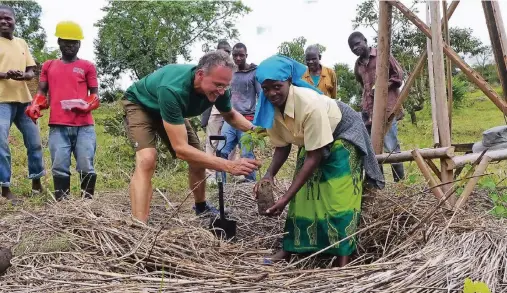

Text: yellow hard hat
xmin=55 ymin=21 xmax=84 ymax=40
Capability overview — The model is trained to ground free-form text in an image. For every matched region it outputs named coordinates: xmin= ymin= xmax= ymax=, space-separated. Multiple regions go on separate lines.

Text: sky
xmin=36 ymin=0 xmax=507 ymax=89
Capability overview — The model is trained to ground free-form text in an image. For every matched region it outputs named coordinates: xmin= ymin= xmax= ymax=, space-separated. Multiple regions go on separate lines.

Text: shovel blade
xmin=209 ymin=217 xmax=237 ymax=240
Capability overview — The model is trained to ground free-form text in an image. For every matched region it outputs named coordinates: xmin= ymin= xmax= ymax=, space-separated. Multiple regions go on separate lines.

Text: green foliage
xmin=240 ymin=127 xmax=268 ymax=153
xmin=32 ymin=47 xmax=60 ymax=65
xmin=94 ymin=0 xmax=251 ymax=85
xmin=463 ymin=278 xmax=491 ymax=293
xmin=95 ymin=104 xmax=126 ymax=137
xmin=477 ymin=177 xmax=507 ymax=218
xmin=100 ymin=88 xmax=125 ymax=103
xmin=452 ymin=78 xmax=471 ymax=108
xmin=0 ymin=0 xmax=58 ymax=65
xmin=334 ymin=63 xmax=361 ymax=108
xmin=187 ymin=116 xmax=203 ymax=133
xmin=277 ymin=36 xmax=326 ymax=64
xmin=473 ymin=46 xmax=499 ymax=85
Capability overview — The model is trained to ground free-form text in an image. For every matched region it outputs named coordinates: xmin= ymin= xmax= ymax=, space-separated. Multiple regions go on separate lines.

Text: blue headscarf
xmin=253 ymin=55 xmax=323 ymax=129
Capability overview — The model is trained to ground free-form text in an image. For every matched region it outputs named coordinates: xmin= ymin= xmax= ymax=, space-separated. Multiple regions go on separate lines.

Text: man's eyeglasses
xmin=214 ymin=82 xmax=230 ymax=91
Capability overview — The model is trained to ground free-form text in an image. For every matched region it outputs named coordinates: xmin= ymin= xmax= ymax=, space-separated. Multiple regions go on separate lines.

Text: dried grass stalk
xmin=1 ymin=181 xmax=506 ymax=292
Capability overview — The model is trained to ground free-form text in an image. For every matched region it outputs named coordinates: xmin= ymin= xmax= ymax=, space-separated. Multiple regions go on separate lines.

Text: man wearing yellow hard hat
xmin=0 ymin=4 xmax=45 ymax=203
xmin=26 ymin=20 xmax=100 ymax=201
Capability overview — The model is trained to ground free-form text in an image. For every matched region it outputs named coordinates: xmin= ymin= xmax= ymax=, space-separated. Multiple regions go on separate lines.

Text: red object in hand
xmin=25 ymin=93 xmax=49 ymax=123
xmin=70 ymin=94 xmax=100 ymax=113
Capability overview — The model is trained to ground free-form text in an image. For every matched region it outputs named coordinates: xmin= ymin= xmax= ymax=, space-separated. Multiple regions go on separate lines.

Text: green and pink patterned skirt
xmin=283 ymin=139 xmax=363 ymax=256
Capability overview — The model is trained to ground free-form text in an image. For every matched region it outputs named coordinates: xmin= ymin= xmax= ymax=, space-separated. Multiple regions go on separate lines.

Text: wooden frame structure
xmin=373 ymin=0 xmax=507 ymax=210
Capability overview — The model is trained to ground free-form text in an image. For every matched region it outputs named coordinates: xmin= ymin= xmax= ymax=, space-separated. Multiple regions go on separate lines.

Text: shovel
xmin=208 ymin=135 xmax=237 ymax=241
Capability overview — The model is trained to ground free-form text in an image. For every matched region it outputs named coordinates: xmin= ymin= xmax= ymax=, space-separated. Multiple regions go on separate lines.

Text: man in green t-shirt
xmin=122 ymin=50 xmax=260 ymax=224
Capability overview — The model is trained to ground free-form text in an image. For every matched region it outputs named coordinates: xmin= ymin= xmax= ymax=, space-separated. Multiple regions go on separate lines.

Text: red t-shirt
xmin=39 ymin=59 xmax=99 ymax=126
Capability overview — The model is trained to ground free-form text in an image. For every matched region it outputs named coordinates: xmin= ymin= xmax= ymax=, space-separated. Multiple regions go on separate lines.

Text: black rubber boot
xmin=53 ymin=176 xmax=71 ymax=201
xmin=80 ymin=173 xmax=96 ymax=199
xmin=391 ymin=163 xmax=405 ymax=182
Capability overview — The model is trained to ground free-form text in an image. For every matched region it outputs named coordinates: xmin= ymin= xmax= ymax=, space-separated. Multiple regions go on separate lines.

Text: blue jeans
xmin=366 ymin=120 xmax=404 ymax=181
xmin=49 ymin=125 xmax=96 ymax=177
xmin=218 ymin=121 xmax=256 ymax=182
xmin=384 ymin=120 xmax=401 ymax=154
xmin=0 ymin=103 xmax=45 ymax=187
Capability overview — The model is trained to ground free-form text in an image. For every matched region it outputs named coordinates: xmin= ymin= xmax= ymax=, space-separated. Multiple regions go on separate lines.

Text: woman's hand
xmin=253 ymin=175 xmax=274 ymax=198
xmin=265 ymin=196 xmax=290 ymax=216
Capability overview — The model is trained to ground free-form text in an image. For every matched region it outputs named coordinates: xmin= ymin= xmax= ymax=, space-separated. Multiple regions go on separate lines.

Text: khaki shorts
xmin=122 ymin=99 xmax=201 ymax=158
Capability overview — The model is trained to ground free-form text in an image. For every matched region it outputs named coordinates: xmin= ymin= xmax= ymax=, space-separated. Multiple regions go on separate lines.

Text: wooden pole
xmin=445 ymin=148 xmax=507 ymax=170
xmin=426 ymin=2 xmax=439 ymax=145
xmin=385 ymin=0 xmax=460 ymax=136
xmin=443 ymin=0 xmax=453 ymax=137
xmin=371 ymin=1 xmax=392 ymax=155
xmin=454 ymin=156 xmax=491 ymax=210
xmin=376 ymin=146 xmax=454 ymax=164
xmin=425 ymin=159 xmax=442 ymax=181
xmin=429 ymin=0 xmax=453 ymax=194
xmin=492 ymin=1 xmax=507 ymax=70
xmin=388 ymin=0 xmax=507 ymax=116
xmin=483 ymin=1 xmax=507 ymax=102
xmin=385 ymin=51 xmax=427 ymax=137
xmin=412 ymin=149 xmax=452 ymax=208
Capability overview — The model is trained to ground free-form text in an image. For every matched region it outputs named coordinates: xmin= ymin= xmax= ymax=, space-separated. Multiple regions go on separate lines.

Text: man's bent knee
xmin=135 ymin=148 xmax=157 ymax=173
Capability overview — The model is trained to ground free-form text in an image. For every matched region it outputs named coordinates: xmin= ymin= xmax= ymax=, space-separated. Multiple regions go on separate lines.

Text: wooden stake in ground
xmin=429 ymin=1 xmax=454 ymax=196
xmin=483 ymin=0 xmax=507 ymax=103
xmin=426 ymin=2 xmax=439 ymax=145
xmin=442 ymin=0 xmax=453 ymax=136
xmin=412 ymin=149 xmax=453 ymax=209
xmin=371 ymin=1 xmax=392 ymax=155
xmin=454 ymin=156 xmax=491 ymax=210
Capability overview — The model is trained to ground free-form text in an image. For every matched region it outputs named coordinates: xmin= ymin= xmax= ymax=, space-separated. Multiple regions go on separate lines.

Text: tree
xmin=94 ymin=0 xmax=251 ymax=87
xmin=334 ymin=63 xmax=361 ymax=109
xmin=472 ymin=46 xmax=499 ymax=85
xmin=0 ymin=1 xmax=58 ymax=65
xmin=353 ymin=0 xmax=486 ymax=123
xmin=277 ymin=36 xmax=326 ymax=64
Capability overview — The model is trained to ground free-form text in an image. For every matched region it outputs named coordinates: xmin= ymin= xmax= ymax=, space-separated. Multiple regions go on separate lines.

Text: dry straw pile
xmin=1 ymin=181 xmax=507 ymax=292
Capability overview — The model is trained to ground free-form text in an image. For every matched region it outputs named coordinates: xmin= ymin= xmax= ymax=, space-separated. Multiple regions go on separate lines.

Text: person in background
xmin=253 ymin=55 xmax=384 ymax=267
xmin=26 ymin=21 xmax=100 ymax=201
xmin=0 ymin=5 xmax=45 ymax=202
xmin=219 ymin=43 xmax=260 ymax=182
xmin=348 ymin=31 xmax=405 ymax=182
xmin=122 ymin=50 xmax=260 ymax=225
xmin=201 ymin=40 xmax=236 ymax=183
xmin=302 ymin=45 xmax=337 ymax=99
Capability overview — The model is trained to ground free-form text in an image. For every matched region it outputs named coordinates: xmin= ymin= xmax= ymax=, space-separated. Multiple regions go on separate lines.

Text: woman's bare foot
xmin=335 ymin=255 xmax=350 ymax=267
xmin=264 ymin=249 xmax=291 ymax=264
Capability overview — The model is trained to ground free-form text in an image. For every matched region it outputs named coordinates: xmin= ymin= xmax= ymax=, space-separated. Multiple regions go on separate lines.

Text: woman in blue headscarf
xmin=253 ymin=55 xmax=384 ymax=266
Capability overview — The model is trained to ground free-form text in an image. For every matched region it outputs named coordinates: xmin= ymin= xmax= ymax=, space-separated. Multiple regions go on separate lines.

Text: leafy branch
xmin=240 ymin=127 xmax=268 ymax=153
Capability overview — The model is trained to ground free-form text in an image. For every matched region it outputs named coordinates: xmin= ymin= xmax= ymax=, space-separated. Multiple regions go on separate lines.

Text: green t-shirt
xmin=125 ymin=64 xmax=232 ymax=125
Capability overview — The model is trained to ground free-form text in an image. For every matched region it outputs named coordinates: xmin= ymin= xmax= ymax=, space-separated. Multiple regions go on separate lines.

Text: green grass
xmin=5 ymin=87 xmax=507 ymax=201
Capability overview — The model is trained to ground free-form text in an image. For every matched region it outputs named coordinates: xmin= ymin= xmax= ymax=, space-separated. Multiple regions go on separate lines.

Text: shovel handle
xmin=209 ymin=135 xmax=227 ymax=219
xmin=218 ymin=180 xmax=226 ymax=220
